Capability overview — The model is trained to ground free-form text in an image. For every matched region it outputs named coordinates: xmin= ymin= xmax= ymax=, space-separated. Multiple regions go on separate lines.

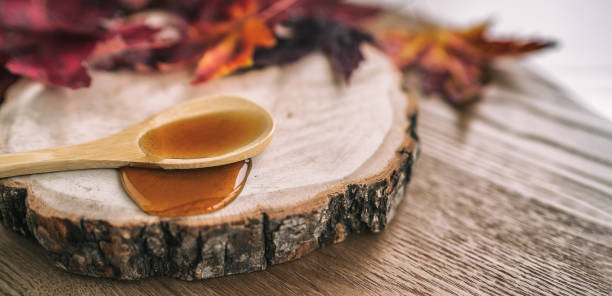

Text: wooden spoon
xmin=0 ymin=95 xmax=275 ymax=178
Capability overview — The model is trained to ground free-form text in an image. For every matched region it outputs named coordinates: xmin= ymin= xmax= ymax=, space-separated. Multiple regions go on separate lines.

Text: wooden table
xmin=1 ymin=60 xmax=610 ymax=295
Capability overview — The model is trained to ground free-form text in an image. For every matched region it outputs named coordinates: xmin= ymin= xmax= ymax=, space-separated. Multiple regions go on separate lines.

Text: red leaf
xmin=192 ymin=17 xmax=275 ymax=84
xmin=0 ymin=0 xmax=119 ymax=33
xmin=0 ymin=0 xmax=378 ymax=88
xmin=6 ymin=38 xmax=96 ymax=89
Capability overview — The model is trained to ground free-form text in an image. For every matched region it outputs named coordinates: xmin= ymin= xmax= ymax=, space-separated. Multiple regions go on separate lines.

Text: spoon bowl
xmin=0 ymin=95 xmax=275 ymax=178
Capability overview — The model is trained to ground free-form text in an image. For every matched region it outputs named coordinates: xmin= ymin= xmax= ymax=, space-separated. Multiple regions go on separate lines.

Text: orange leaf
xmin=242 ymin=18 xmax=276 ymax=47
xmin=192 ymin=17 xmax=275 ymax=84
xmin=382 ymin=22 xmax=555 ymax=105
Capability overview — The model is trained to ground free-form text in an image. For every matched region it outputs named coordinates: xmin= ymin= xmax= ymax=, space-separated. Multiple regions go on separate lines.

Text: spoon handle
xmin=0 ymin=144 xmax=124 ymax=178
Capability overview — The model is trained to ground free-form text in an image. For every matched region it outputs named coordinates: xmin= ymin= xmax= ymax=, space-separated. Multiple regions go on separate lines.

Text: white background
xmin=362 ymin=0 xmax=612 ymax=120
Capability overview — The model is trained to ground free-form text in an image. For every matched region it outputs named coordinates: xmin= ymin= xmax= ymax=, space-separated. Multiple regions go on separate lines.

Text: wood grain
xmin=0 ymin=56 xmax=610 ymax=294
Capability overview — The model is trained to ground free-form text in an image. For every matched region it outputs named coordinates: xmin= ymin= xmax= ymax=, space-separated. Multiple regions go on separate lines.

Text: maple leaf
xmin=0 ymin=0 xmax=136 ymax=88
xmin=0 ymin=0 xmax=124 ymax=34
xmin=0 ymin=0 xmax=377 ymax=89
xmin=0 ymin=20 xmax=167 ymax=89
xmin=5 ymin=36 xmax=97 ymax=89
xmin=95 ymin=1 xmax=280 ymax=80
xmin=188 ymin=0 xmax=376 ymax=83
xmin=254 ymin=15 xmax=373 ymax=82
xmin=191 ymin=0 xmax=276 ymax=84
xmin=0 ymin=0 xmax=380 ymax=89
xmin=382 ymin=22 xmax=555 ymax=105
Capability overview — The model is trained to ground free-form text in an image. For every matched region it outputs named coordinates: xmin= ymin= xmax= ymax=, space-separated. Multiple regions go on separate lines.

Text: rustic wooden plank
xmin=0 ymin=58 xmax=610 ymax=294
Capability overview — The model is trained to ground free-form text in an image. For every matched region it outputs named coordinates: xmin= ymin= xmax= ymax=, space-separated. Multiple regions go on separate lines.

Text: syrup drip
xmin=120 ymin=160 xmax=251 ymax=217
xmin=121 ymin=110 xmax=267 ymax=217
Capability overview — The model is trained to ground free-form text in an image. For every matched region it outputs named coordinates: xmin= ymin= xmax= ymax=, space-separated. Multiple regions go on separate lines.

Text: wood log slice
xmin=0 ymin=46 xmax=418 ymax=280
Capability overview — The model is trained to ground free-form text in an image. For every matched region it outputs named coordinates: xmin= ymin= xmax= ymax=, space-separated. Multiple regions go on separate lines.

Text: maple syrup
xmin=121 ymin=110 xmax=267 ymax=217
xmin=120 ymin=160 xmax=251 ymax=217
xmin=139 ymin=110 xmax=269 ymax=159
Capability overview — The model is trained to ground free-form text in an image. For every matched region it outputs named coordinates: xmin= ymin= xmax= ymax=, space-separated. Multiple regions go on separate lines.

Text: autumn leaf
xmin=192 ymin=17 xmax=275 ymax=84
xmin=190 ymin=0 xmax=378 ymax=84
xmin=0 ymin=0 xmax=119 ymax=34
xmin=0 ymin=0 xmax=159 ymax=88
xmin=254 ymin=15 xmax=373 ymax=82
xmin=0 ymin=21 xmax=168 ymax=89
xmin=6 ymin=37 xmax=97 ymax=89
xmin=89 ymin=1 xmax=272 ymax=77
xmin=189 ymin=0 xmax=276 ymax=84
xmin=382 ymin=22 xmax=555 ymax=105
xmin=0 ymin=0 xmax=380 ymax=88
